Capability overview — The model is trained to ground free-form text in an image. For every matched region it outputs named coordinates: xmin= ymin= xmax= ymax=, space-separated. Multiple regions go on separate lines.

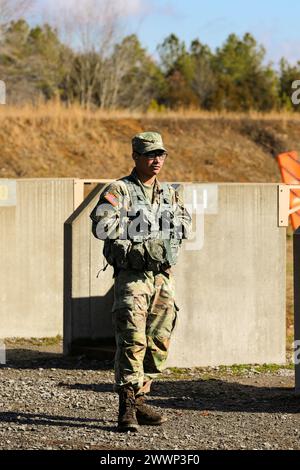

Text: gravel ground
xmin=0 ymin=340 xmax=299 ymax=451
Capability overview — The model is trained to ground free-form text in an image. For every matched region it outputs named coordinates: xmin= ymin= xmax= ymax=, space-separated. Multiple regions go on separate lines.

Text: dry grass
xmin=0 ymin=103 xmax=296 ymax=183
xmin=1 ymin=101 xmax=300 ymax=123
xmin=1 ymin=100 xmax=296 ymax=181
xmin=0 ymin=101 xmax=300 ymax=182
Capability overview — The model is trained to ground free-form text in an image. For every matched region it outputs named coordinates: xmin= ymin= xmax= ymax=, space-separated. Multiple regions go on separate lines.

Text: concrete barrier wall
xmin=64 ymin=183 xmax=286 ymax=367
xmin=169 ymin=184 xmax=286 ymax=366
xmin=293 ymin=228 xmax=300 ymax=394
xmin=0 ymin=179 xmax=75 ymax=337
xmin=64 ymin=184 xmax=114 ymax=353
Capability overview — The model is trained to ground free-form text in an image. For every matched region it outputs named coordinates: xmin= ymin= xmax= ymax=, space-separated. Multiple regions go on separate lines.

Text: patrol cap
xmin=132 ymin=131 xmax=167 ymax=154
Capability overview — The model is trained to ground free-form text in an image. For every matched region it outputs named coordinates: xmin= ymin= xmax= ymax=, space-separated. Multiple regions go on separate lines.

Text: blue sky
xmin=32 ymin=0 xmax=300 ymax=65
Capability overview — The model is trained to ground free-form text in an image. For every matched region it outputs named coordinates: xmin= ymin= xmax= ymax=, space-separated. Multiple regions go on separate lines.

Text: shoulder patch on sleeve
xmin=104 ymin=192 xmax=118 ymax=207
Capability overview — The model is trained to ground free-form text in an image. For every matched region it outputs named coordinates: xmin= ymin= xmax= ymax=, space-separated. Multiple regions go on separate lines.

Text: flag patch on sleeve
xmin=104 ymin=192 xmax=118 ymax=207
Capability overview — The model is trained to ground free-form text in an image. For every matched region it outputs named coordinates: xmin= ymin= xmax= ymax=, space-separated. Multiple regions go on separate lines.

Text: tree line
xmin=1 ymin=18 xmax=300 ymax=111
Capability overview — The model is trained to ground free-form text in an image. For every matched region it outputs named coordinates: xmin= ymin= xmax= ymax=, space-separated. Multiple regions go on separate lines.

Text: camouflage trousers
xmin=112 ymin=269 xmax=178 ymax=395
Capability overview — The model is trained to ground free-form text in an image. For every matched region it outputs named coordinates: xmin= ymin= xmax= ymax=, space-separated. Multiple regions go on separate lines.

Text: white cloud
xmin=32 ymin=0 xmax=150 ymax=52
xmin=36 ymin=0 xmax=146 ymax=18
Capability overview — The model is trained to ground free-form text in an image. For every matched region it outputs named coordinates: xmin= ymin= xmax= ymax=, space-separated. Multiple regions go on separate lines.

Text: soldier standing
xmin=90 ymin=132 xmax=191 ymax=432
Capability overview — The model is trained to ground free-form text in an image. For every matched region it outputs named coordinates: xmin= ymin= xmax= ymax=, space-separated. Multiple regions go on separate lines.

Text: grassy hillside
xmin=1 ymin=104 xmax=300 ymax=182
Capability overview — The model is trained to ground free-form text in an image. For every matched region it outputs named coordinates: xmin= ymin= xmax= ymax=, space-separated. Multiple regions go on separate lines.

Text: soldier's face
xmin=133 ymin=151 xmax=166 ymax=177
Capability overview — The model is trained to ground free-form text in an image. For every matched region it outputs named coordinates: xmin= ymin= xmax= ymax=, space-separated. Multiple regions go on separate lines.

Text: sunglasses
xmin=138 ymin=151 xmax=168 ymax=160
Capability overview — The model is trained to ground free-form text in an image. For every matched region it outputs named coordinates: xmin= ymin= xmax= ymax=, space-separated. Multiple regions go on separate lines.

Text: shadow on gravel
xmin=149 ymin=380 xmax=300 ymax=414
xmin=65 ymin=379 xmax=300 ymax=414
xmin=3 ymin=349 xmax=300 ymax=415
xmin=3 ymin=349 xmax=114 ymax=371
xmin=0 ymin=411 xmax=116 ymax=432
xmin=59 ymin=382 xmax=114 ymax=393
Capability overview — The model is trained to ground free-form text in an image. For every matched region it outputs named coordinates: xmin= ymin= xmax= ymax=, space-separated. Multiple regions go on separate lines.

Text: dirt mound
xmin=0 ymin=110 xmax=299 ymax=182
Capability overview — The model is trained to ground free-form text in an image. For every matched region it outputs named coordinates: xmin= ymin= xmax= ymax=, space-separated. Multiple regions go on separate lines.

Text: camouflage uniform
xmin=90 ymin=134 xmax=191 ymax=398
xmin=113 ymin=266 xmax=178 ymax=395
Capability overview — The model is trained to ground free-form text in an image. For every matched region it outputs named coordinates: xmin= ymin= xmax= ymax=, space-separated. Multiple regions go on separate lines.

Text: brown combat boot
xmin=117 ymin=386 xmax=139 ymax=432
xmin=135 ymin=394 xmax=167 ymax=426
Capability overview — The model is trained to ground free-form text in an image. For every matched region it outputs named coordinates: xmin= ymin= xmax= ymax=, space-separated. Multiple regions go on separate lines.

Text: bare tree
xmin=191 ymin=60 xmax=217 ymax=108
xmin=0 ymin=0 xmax=34 ymax=38
xmin=43 ymin=0 xmax=141 ymax=108
xmin=43 ymin=0 xmax=119 ymax=54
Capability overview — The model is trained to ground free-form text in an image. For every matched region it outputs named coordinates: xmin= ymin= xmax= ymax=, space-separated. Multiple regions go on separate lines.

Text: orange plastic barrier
xmin=278 ymin=151 xmax=300 ymax=230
